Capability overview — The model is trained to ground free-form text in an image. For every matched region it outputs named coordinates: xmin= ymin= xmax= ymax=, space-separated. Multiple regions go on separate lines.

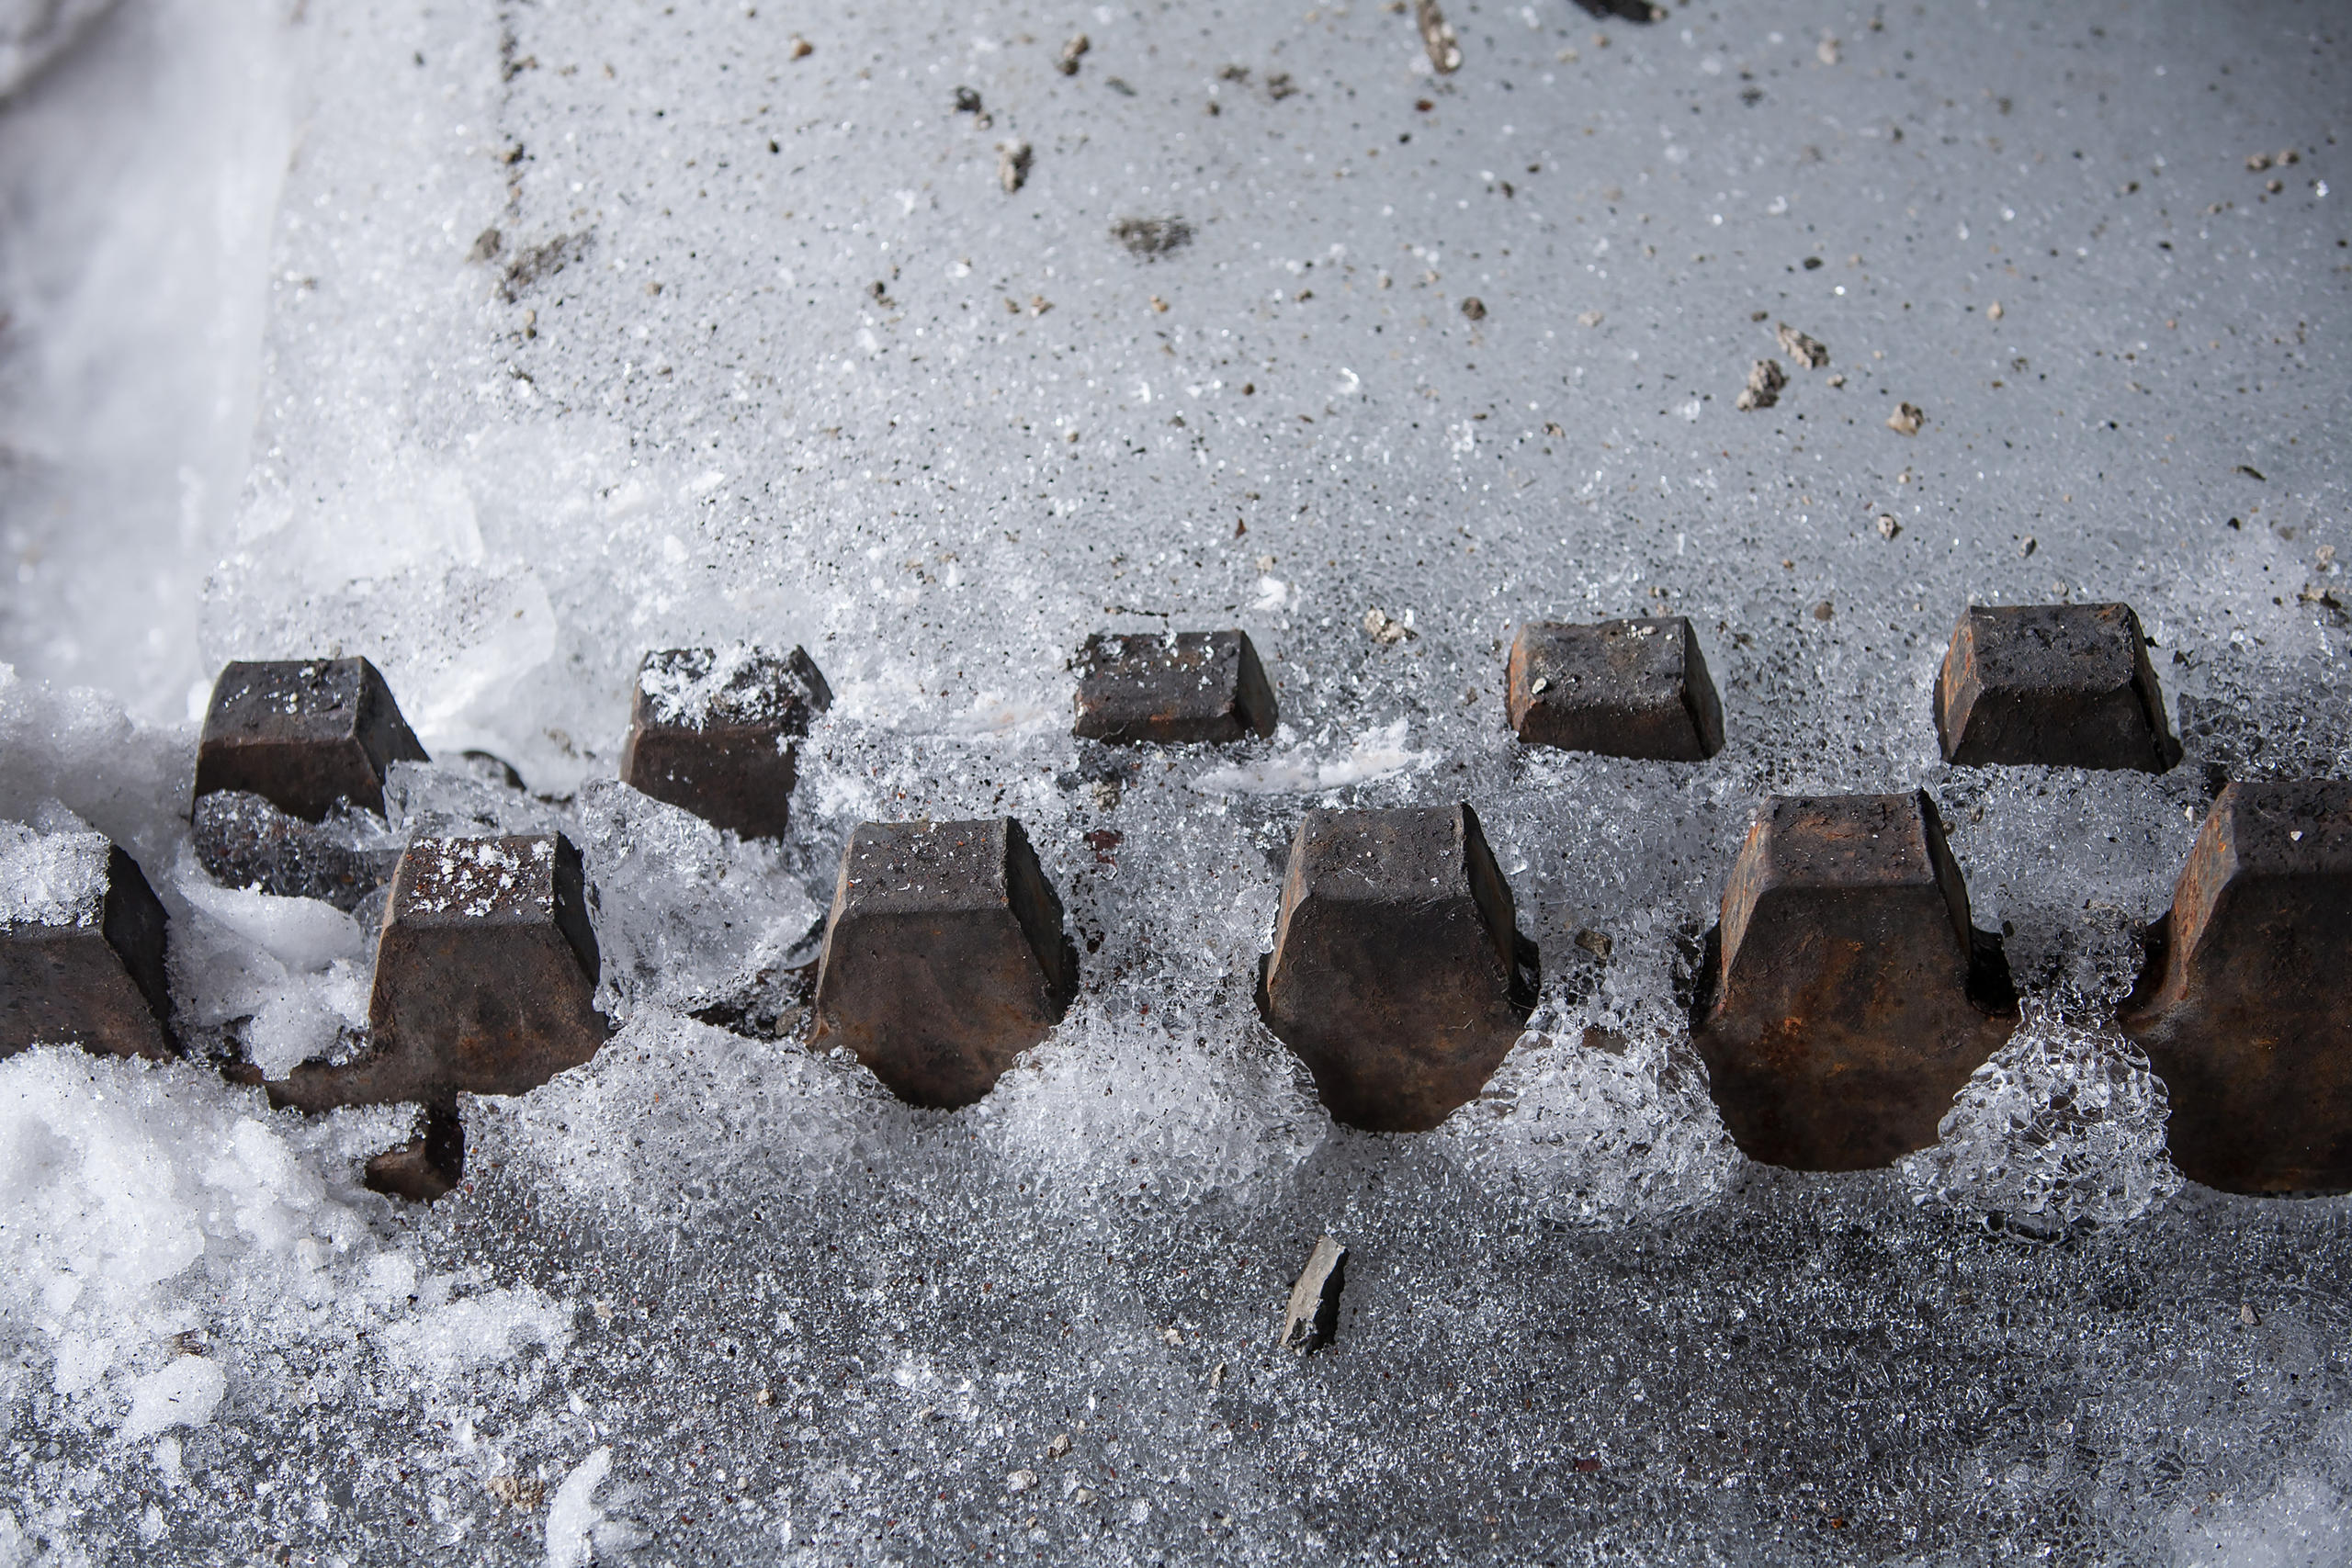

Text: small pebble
xmin=1736 ymin=358 xmax=1787 ymax=412
xmin=999 ymin=141 xmax=1033 ymax=194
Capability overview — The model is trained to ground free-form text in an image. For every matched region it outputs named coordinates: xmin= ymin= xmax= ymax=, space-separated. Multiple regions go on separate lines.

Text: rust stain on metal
xmin=620 ymin=646 xmax=832 ymax=840
xmin=1691 ymin=792 xmax=2016 ymax=1171
xmin=812 ymin=818 xmax=1079 ymax=1109
xmin=194 ymin=657 xmax=428 ymax=821
xmin=1506 ymin=616 xmax=1724 ymax=761
xmin=274 ymin=833 xmax=607 ymax=1111
xmin=1936 ymin=603 xmax=2178 ymax=773
xmin=362 ymin=1104 xmax=465 ymax=1203
xmin=1072 ymin=630 xmax=1277 ymax=745
xmin=0 ymin=840 xmax=175 ymax=1062
xmin=2121 ymin=779 xmax=2352 ymax=1194
xmin=1261 ymin=805 xmax=1537 ymax=1133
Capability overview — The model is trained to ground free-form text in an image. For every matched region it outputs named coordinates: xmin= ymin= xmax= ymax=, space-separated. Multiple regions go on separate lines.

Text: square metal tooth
xmin=1071 ymin=630 xmax=1278 ymax=744
xmin=1260 ymin=805 xmax=1538 ymax=1133
xmin=0 ymin=829 xmax=175 ymax=1062
xmin=1691 ymin=792 xmax=2017 ymax=1170
xmin=811 ymin=818 xmax=1078 ymax=1109
xmin=1506 ymin=617 xmax=1725 ymax=761
xmin=2121 ymin=778 xmax=2352 ymax=1194
xmin=619 ymin=646 xmax=832 ymax=839
xmin=194 ymin=658 xmax=429 ymax=821
xmin=1935 ymin=603 xmax=2180 ymax=773
xmin=273 ymin=833 xmax=607 ymax=1111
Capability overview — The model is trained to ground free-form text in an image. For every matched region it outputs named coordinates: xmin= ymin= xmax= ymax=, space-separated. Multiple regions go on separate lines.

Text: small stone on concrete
xmin=1775 ymin=322 xmax=1829 ymax=369
xmin=1279 ymin=1235 xmax=1347 ymax=1351
xmin=1415 ymin=0 xmax=1462 ymax=73
xmin=1736 ymin=358 xmax=1787 ymax=411
xmin=998 ymin=140 xmax=1033 ymax=193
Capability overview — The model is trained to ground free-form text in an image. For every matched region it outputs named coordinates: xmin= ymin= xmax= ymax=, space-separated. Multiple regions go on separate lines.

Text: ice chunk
xmin=544 ymin=1447 xmax=612 ymax=1568
xmin=973 ymin=1008 xmax=1318 ymax=1209
xmin=2169 ymin=1465 xmax=2352 ymax=1568
xmin=0 ymin=818 xmax=110 ymax=928
xmin=117 ymin=1355 xmax=226 ymax=1441
xmin=376 ymin=1288 xmax=571 ymax=1382
xmin=0 ymin=671 xmax=195 ymax=885
xmin=574 ymin=779 xmax=821 ymax=1021
xmin=168 ymin=841 xmax=370 ymax=1075
xmin=384 ymin=758 xmax=567 ymax=841
xmin=481 ymin=1010 xmax=879 ymax=1224
xmin=173 ymin=871 xmax=367 ymax=972
xmin=1442 ymin=997 xmax=1743 ymax=1225
xmin=1900 ymin=1008 xmax=2182 ymax=1239
xmin=544 ymin=1446 xmax=646 ymax=1568
xmin=241 ymin=976 xmax=367 ymax=1079
xmin=1190 ymin=718 xmax=1438 ymax=795
xmin=0 ymin=0 xmax=112 ymax=97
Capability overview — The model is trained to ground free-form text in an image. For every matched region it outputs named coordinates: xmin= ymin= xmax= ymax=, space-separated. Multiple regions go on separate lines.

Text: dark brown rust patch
xmin=1935 ymin=603 xmax=2179 ymax=773
xmin=1691 ymin=792 xmax=2016 ymax=1171
xmin=1505 ymin=617 xmax=1725 ymax=761
xmin=194 ymin=658 xmax=429 ymax=821
xmin=0 ymin=838 xmax=175 ymax=1062
xmin=2120 ymin=778 xmax=2352 ymax=1195
xmin=620 ymin=646 xmax=832 ymax=839
xmin=1071 ymin=630 xmax=1278 ymax=745
xmin=1260 ymin=805 xmax=1538 ymax=1133
xmin=273 ymin=833 xmax=607 ymax=1111
xmin=811 ymin=818 xmax=1079 ymax=1109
